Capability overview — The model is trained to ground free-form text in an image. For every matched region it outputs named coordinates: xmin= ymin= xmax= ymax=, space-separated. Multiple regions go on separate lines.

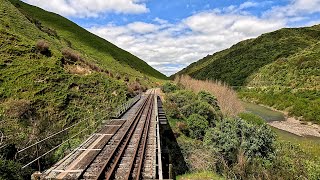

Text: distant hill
xmin=174 ymin=25 xmax=320 ymax=122
xmin=174 ymin=25 xmax=320 ymax=87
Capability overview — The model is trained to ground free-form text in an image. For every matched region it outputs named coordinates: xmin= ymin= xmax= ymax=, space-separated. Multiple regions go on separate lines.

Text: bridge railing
xmin=10 ymin=93 xmax=141 ymax=170
xmin=112 ymin=93 xmax=141 ymax=118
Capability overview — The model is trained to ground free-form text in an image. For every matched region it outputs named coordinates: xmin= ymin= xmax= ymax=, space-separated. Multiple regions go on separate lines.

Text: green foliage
xmin=0 ymin=158 xmax=32 ymax=180
xmin=174 ymin=24 xmax=320 ymax=122
xmin=204 ymin=118 xmax=275 ymax=164
xmin=164 ymin=90 xmax=222 ymax=126
xmin=175 ymin=26 xmax=320 ymax=86
xmin=239 ymin=88 xmax=320 ymax=123
xmin=238 ymin=112 xmax=266 ymax=126
xmin=0 ymin=0 xmax=159 ymax=175
xmin=180 ymin=101 xmax=219 ymax=125
xmin=161 ymin=82 xmax=179 ymax=93
xmin=186 ymin=114 xmax=208 ymax=140
xmin=8 ymin=0 xmax=167 ymax=79
xmin=53 ymin=138 xmax=82 ymax=161
xmin=177 ymin=171 xmax=225 ymax=180
xmin=260 ymin=142 xmax=320 ymax=179
xmin=197 ymin=91 xmax=220 ymax=111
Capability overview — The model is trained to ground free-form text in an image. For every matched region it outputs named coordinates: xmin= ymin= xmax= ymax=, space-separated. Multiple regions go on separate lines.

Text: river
xmin=242 ymin=101 xmax=320 ymax=156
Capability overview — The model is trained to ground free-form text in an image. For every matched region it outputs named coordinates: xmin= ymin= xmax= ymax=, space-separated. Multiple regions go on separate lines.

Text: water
xmin=242 ymin=101 xmax=320 ymax=155
xmin=241 ymin=101 xmax=286 ymax=122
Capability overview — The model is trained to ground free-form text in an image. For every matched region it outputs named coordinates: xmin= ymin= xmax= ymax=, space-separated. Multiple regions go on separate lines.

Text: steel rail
xmin=93 ymin=93 xmax=153 ymax=180
xmin=103 ymin=93 xmax=153 ymax=180
xmin=124 ymin=91 xmax=154 ymax=179
xmin=77 ymin=119 xmax=127 ymax=179
xmin=133 ymin=93 xmax=153 ymax=180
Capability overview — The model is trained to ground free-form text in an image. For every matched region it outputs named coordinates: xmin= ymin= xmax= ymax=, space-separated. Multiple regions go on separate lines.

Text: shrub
xmin=175 ymin=75 xmax=244 ymax=117
xmin=186 ymin=114 xmax=209 ymax=140
xmin=42 ymin=27 xmax=58 ymax=37
xmin=164 ymin=90 xmax=222 ymax=126
xmin=35 ymin=39 xmax=51 ymax=56
xmin=165 ymin=90 xmax=197 ymax=108
xmin=61 ymin=48 xmax=80 ymax=63
xmin=180 ymin=101 xmax=219 ymax=125
xmin=0 ymin=158 xmax=32 ymax=180
xmin=198 ymin=91 xmax=220 ymax=110
xmin=204 ymin=118 xmax=275 ymax=164
xmin=161 ymin=82 xmax=179 ymax=93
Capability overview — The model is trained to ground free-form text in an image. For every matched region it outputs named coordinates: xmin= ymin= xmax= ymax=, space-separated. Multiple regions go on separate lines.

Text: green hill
xmin=8 ymin=0 xmax=166 ymax=80
xmin=0 ymin=0 xmax=165 ymax=175
xmin=174 ymin=25 xmax=320 ymax=122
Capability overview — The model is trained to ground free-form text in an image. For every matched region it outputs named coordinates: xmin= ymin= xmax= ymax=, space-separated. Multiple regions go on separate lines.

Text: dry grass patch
xmin=3 ymin=99 xmax=31 ymax=118
xmin=65 ymin=64 xmax=91 ymax=75
xmin=175 ymin=75 xmax=244 ymax=117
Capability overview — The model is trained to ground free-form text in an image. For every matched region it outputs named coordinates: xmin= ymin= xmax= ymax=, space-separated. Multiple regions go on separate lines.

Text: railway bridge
xmin=35 ymin=89 xmax=170 ymax=179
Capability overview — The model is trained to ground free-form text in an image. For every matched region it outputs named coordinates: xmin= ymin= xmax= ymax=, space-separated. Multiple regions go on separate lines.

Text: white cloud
xmin=22 ymin=0 xmax=148 ymax=17
xmin=127 ymin=22 xmax=159 ymax=34
xmin=264 ymin=0 xmax=320 ymax=21
xmin=89 ymin=11 xmax=284 ymax=76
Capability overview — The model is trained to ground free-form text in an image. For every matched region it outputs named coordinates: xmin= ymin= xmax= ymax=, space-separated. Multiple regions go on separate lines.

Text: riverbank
xmin=242 ymin=101 xmax=320 ymax=137
xmin=269 ymin=116 xmax=320 ymax=137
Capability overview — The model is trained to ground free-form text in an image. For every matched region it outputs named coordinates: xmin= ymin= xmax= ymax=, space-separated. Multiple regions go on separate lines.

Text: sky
xmin=23 ymin=0 xmax=320 ymax=76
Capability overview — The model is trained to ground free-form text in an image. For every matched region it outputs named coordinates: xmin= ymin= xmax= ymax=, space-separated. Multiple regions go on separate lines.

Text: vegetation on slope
xmin=0 ymin=0 xmax=164 ymax=177
xmin=8 ymin=0 xmax=167 ymax=80
xmin=174 ymin=25 xmax=320 ymax=122
xmin=174 ymin=75 xmax=244 ymax=117
xmin=162 ymin=82 xmax=320 ymax=179
xmin=175 ymin=26 xmax=320 ymax=86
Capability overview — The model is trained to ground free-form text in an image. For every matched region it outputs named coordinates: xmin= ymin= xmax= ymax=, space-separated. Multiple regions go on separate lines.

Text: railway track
xmin=41 ymin=89 xmax=158 ymax=179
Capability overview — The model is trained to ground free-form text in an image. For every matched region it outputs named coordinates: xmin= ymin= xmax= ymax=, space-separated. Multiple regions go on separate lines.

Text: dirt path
xmin=268 ymin=117 xmax=320 ymax=137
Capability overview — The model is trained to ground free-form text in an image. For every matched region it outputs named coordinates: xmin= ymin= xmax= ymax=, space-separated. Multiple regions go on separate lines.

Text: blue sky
xmin=23 ymin=0 xmax=320 ymax=75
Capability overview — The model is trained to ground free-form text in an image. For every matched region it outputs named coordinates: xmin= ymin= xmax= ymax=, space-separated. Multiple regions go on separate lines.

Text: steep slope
xmin=8 ymin=0 xmax=167 ymax=80
xmin=174 ymin=25 xmax=320 ymax=122
xmin=174 ymin=26 xmax=320 ymax=86
xmin=0 ymin=0 xmax=163 ymax=174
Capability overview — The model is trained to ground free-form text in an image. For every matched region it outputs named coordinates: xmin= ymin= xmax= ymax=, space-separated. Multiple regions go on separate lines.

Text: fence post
xmin=36 ymin=144 xmax=41 ymax=172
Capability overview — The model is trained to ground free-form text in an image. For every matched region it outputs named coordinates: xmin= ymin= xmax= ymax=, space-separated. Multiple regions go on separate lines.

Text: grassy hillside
xmin=8 ymin=0 xmax=167 ymax=80
xmin=175 ymin=26 xmax=320 ymax=86
xmin=0 ymin=0 xmax=164 ymax=176
xmin=174 ymin=25 xmax=320 ymax=122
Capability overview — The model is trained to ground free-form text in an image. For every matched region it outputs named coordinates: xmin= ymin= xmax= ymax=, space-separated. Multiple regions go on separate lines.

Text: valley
xmin=0 ymin=0 xmax=319 ymax=179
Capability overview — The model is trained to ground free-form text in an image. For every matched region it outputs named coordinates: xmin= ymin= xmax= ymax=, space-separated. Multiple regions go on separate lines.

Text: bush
xmin=165 ymin=90 xmax=197 ymax=109
xmin=186 ymin=114 xmax=209 ymax=140
xmin=0 ymin=158 xmax=32 ymax=180
xmin=180 ymin=100 xmax=218 ymax=125
xmin=164 ymin=90 xmax=222 ymax=127
xmin=204 ymin=118 xmax=275 ymax=164
xmin=61 ymin=48 xmax=80 ymax=63
xmin=35 ymin=39 xmax=51 ymax=56
xmin=161 ymin=82 xmax=179 ymax=93
xmin=198 ymin=91 xmax=220 ymax=110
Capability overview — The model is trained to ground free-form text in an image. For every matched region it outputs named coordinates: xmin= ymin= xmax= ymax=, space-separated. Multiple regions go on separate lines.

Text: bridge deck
xmin=40 ymin=90 xmax=161 ymax=179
